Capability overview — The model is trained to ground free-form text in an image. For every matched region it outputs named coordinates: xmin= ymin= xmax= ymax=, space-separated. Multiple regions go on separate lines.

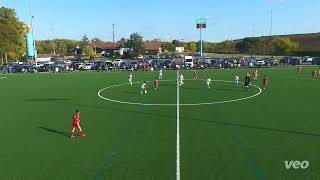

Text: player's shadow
xmin=122 ymin=91 xmax=138 ymax=95
xmin=212 ymin=87 xmax=244 ymax=92
xmin=26 ymin=98 xmax=69 ymax=102
xmin=38 ymin=126 xmax=70 ymax=137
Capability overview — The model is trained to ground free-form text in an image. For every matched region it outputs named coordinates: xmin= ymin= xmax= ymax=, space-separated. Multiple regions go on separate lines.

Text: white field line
xmin=176 ymin=70 xmax=180 ymax=180
xmin=97 ymin=79 xmax=262 ymax=106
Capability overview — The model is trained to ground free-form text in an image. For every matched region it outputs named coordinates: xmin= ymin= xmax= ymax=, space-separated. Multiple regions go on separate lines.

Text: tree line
xmin=161 ymin=36 xmax=299 ymax=56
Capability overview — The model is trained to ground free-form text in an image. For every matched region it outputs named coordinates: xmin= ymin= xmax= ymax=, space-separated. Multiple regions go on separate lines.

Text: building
xmin=93 ymin=42 xmax=127 ymax=56
xmin=92 ymin=40 xmax=162 ymax=56
xmin=175 ymin=47 xmax=185 ymax=53
xmin=144 ymin=41 xmax=162 ymax=55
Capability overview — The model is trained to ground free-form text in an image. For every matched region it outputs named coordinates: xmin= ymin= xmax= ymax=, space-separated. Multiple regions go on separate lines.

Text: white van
xmin=184 ymin=56 xmax=194 ymax=67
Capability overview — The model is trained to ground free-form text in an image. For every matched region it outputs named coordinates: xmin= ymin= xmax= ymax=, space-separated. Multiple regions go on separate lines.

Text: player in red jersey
xmin=263 ymin=75 xmax=269 ymax=90
xmin=312 ymin=69 xmax=317 ymax=80
xmin=297 ymin=66 xmax=302 ymax=76
xmin=194 ymin=70 xmax=198 ymax=80
xmin=71 ymin=109 xmax=85 ymax=138
xmin=154 ymin=78 xmax=159 ymax=89
xmin=253 ymin=69 xmax=258 ymax=80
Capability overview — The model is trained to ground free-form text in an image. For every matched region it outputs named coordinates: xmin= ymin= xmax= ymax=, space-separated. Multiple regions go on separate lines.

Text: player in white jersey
xmin=55 ymin=67 xmax=59 ymax=73
xmin=235 ymin=75 xmax=240 ymax=87
xmin=159 ymin=69 xmax=163 ymax=80
xmin=206 ymin=77 xmax=212 ymax=89
xmin=179 ymin=74 xmax=184 ymax=87
xmin=140 ymin=81 xmax=147 ymax=94
xmin=129 ymin=73 xmax=133 ymax=85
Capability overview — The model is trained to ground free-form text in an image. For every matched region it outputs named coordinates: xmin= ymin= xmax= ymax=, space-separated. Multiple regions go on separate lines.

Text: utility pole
xmin=28 ymin=0 xmax=37 ymax=63
xmin=112 ymin=24 xmax=115 ymax=57
xmin=270 ymin=9 xmax=273 ymax=36
xmin=200 ymin=28 xmax=203 ymax=57
xmin=251 ymin=24 xmax=255 ymax=57
xmin=93 ymin=40 xmax=97 ymax=55
xmin=252 ymin=24 xmax=255 ymax=38
xmin=52 ymin=39 xmax=56 ymax=55
xmin=50 ymin=27 xmax=56 ymax=55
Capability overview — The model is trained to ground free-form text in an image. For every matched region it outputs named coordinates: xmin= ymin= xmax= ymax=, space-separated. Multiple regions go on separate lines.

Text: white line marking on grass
xmin=97 ymin=79 xmax=262 ymax=106
xmin=176 ymin=70 xmax=180 ymax=180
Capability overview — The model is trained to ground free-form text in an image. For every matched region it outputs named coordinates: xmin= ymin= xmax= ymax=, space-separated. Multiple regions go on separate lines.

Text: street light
xmin=112 ymin=24 xmax=115 ymax=57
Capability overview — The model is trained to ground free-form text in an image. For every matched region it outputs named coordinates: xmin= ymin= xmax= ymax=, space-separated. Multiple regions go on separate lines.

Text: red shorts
xmin=73 ymin=122 xmax=79 ymax=128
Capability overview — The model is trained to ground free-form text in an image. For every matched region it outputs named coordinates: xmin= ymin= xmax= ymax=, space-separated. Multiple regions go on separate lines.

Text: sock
xmin=71 ymin=131 xmax=75 ymax=136
xmin=80 ymin=130 xmax=84 ymax=136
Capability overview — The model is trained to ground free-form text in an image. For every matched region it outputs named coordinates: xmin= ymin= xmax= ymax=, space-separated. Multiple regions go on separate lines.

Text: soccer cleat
xmin=71 ymin=135 xmax=75 ymax=138
xmin=81 ymin=134 xmax=86 ymax=137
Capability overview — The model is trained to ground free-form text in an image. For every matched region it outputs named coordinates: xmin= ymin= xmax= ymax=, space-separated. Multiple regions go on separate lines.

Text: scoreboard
xmin=196 ymin=19 xmax=206 ymax=29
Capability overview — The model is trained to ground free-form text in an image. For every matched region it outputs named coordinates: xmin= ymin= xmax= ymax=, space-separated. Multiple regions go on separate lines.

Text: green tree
xmin=82 ymin=45 xmax=94 ymax=59
xmin=196 ymin=41 xmax=209 ymax=53
xmin=185 ymin=42 xmax=196 ymax=53
xmin=0 ymin=7 xmax=25 ymax=63
xmin=236 ymin=38 xmax=256 ymax=54
xmin=161 ymin=42 xmax=175 ymax=52
xmin=222 ymin=40 xmax=236 ymax=53
xmin=126 ymin=33 xmax=145 ymax=58
xmin=271 ymin=36 xmax=299 ymax=55
xmin=119 ymin=37 xmax=127 ymax=44
xmin=78 ymin=35 xmax=93 ymax=57
xmin=80 ymin=35 xmax=90 ymax=47
xmin=91 ymin=38 xmax=103 ymax=43
xmin=172 ymin=40 xmax=183 ymax=47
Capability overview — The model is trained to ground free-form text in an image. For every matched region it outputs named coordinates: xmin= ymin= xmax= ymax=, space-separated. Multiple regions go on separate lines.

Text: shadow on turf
xmin=187 ymin=118 xmax=320 ymax=137
xmin=38 ymin=126 xmax=70 ymax=137
xmin=28 ymin=98 xmax=320 ymax=137
xmin=25 ymin=98 xmax=69 ymax=102
xmin=182 ymin=86 xmax=243 ymax=92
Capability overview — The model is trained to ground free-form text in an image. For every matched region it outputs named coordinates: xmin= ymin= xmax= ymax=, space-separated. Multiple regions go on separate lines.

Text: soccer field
xmin=0 ymin=67 xmax=319 ymax=180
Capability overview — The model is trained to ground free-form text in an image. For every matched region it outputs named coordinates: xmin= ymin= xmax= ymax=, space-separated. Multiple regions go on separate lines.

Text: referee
xmin=244 ymin=73 xmax=251 ymax=91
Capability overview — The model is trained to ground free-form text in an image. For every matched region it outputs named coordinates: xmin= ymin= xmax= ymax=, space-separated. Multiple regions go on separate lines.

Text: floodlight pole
xmin=28 ymin=0 xmax=37 ymax=64
xmin=200 ymin=28 xmax=203 ymax=57
xmin=270 ymin=9 xmax=273 ymax=36
xmin=112 ymin=24 xmax=115 ymax=57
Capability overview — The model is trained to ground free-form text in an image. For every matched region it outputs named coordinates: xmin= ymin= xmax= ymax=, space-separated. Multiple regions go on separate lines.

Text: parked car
xmin=38 ymin=64 xmax=54 ymax=72
xmin=81 ymin=63 xmax=93 ymax=71
xmin=312 ymin=57 xmax=320 ymax=65
xmin=256 ymin=60 xmax=266 ymax=67
xmin=12 ymin=65 xmax=24 ymax=73
xmin=264 ymin=59 xmax=278 ymax=67
xmin=22 ymin=65 xmax=37 ymax=73
xmin=115 ymin=59 xmax=124 ymax=67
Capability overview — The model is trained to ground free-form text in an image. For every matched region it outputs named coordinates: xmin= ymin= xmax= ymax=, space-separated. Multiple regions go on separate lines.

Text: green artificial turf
xmin=0 ymin=67 xmax=319 ymax=180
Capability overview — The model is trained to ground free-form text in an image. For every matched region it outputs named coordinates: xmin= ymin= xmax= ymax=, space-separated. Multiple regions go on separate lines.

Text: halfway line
xmin=176 ymin=70 xmax=180 ymax=180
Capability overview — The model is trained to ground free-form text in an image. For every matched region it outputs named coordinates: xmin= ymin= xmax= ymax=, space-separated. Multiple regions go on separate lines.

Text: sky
xmin=1 ymin=0 xmax=320 ymax=42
